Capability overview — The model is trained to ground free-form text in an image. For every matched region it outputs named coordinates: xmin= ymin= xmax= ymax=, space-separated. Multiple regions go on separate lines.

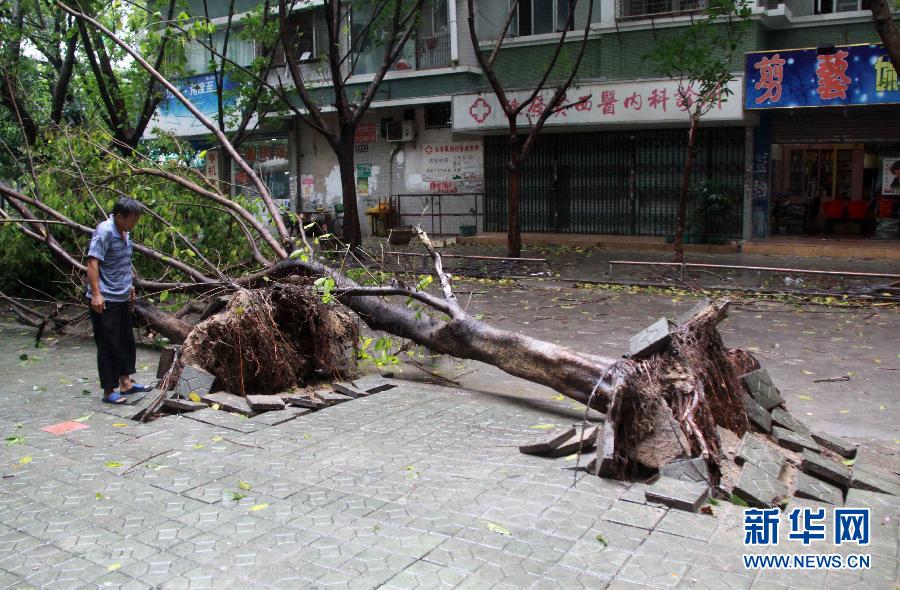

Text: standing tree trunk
xmin=871 ymin=0 xmax=900 ymax=72
xmin=336 ymin=134 xmax=362 ymax=248
xmin=674 ymin=115 xmax=699 ymax=263
xmin=507 ymin=133 xmax=523 ymax=258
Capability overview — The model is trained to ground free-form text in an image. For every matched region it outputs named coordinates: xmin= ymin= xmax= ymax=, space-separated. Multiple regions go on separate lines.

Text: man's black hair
xmin=112 ymin=197 xmax=143 ymax=217
xmin=891 ymin=160 xmax=900 ymax=173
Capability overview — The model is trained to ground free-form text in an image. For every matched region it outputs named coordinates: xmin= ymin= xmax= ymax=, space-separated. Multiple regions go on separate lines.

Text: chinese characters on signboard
xmin=745 ymin=43 xmax=899 ymax=109
xmin=452 ymin=78 xmax=745 ymax=132
xmin=421 ymin=142 xmax=483 ymax=193
xmin=153 ymin=73 xmax=237 ymax=136
xmin=355 ymin=123 xmax=377 ymax=144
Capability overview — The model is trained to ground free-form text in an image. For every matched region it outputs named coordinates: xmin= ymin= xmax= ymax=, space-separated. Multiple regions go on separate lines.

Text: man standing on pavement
xmin=86 ymin=197 xmax=154 ymax=404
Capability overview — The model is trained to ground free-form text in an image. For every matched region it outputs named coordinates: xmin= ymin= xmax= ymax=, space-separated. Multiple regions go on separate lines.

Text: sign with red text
xmin=451 ymin=77 xmax=746 ymax=132
xmin=745 ymin=44 xmax=899 ymax=109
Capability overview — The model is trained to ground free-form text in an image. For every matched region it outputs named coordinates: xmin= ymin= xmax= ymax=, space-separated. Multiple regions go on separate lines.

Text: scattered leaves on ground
xmin=484 ymin=521 xmax=511 ymax=536
xmin=238 ymin=480 xmax=252 ymax=491
xmin=104 ymin=460 xmax=124 ymax=468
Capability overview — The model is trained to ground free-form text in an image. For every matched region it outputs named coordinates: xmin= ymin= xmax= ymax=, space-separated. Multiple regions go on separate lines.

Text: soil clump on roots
xmin=180 ymin=284 xmax=357 ymax=395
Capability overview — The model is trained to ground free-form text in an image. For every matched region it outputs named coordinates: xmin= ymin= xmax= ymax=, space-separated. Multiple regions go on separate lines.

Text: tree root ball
xmin=180 ymin=284 xmax=358 ymax=395
xmin=606 ymin=301 xmax=752 ymax=485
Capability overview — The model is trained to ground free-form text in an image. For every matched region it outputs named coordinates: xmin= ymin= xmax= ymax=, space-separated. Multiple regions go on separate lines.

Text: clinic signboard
xmin=745 ymin=43 xmax=899 ymax=109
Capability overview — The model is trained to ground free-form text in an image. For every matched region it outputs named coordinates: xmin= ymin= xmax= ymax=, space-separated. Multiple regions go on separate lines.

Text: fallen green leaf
xmin=238 ymin=480 xmax=252 ymax=491
xmin=484 ymin=521 xmax=511 ymax=536
xmin=18 ymin=455 xmax=32 ymax=465
xmin=111 ymin=423 xmax=128 ymax=428
xmin=188 ymin=392 xmax=201 ymax=403
xmin=729 ymin=494 xmax=749 ymax=507
xmin=5 ymin=436 xmax=24 ymax=446
xmin=211 ymin=435 xmax=223 ymax=442
xmin=249 ymin=503 xmax=269 ymax=512
xmin=107 ymin=563 xmax=121 ymax=572
xmin=104 ymin=460 xmax=124 ymax=468
xmin=595 ymin=534 xmax=608 ymax=548
xmin=223 ymin=491 xmax=246 ymax=502
xmin=530 ymin=424 xmax=556 ymax=430
xmin=841 ymin=458 xmax=856 ymax=466
xmin=73 ymin=413 xmax=93 ymax=423
xmin=796 ymin=395 xmax=814 ymax=401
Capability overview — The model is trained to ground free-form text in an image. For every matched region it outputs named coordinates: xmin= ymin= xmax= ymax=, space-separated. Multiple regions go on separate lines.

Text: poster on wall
xmin=355 ymin=123 xmax=377 ymax=144
xmin=356 ymin=163 xmax=372 ymax=197
xmin=421 ymin=142 xmax=483 ymax=193
xmin=301 ymin=175 xmax=314 ymax=199
xmin=884 ymin=156 xmax=900 ymax=196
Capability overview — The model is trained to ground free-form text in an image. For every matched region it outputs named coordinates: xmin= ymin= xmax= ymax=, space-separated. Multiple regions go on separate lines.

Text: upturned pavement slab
xmin=794 ymin=472 xmax=845 ymax=505
xmin=736 ymin=432 xmax=785 ymax=479
xmin=801 ymin=449 xmax=851 ymax=488
xmin=771 ymin=407 xmax=810 ymax=435
xmin=175 ymin=364 xmax=215 ymax=399
xmin=811 ymin=431 xmax=858 ymax=458
xmin=733 ymin=463 xmax=790 ymax=507
xmin=742 ymin=368 xmax=784 ymax=410
xmin=659 ymin=457 xmax=710 ymax=484
xmin=628 ymin=317 xmax=671 ymax=359
xmin=772 ymin=425 xmax=820 ymax=453
xmin=743 ymin=395 xmax=773 ymax=433
xmin=644 ymin=477 xmax=709 ymax=512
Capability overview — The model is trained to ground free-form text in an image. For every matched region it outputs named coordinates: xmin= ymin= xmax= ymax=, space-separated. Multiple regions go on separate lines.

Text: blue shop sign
xmin=744 ymin=43 xmax=899 ymax=110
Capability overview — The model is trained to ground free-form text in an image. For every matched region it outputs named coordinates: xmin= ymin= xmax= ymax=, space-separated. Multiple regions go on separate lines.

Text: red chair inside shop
xmin=822 ymin=200 xmax=845 ymax=219
xmin=846 ymin=201 xmax=869 ymax=220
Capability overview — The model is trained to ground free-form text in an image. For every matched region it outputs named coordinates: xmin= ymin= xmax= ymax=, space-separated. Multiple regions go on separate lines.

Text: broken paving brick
xmin=645 ymin=476 xmax=710 ymax=512
xmin=519 ymin=426 xmax=576 ymax=455
xmin=246 ymin=395 xmax=286 ymax=412
xmin=660 ymin=457 xmax=710 ymax=484
xmin=794 ymin=472 xmax=844 ymax=505
xmin=676 ymin=299 xmax=712 ymax=327
xmin=596 ymin=423 xmax=617 ymax=478
xmin=199 ymin=392 xmax=254 ymax=416
xmin=628 ymin=318 xmax=671 ymax=359
xmin=544 ymin=426 xmax=599 ymax=458
xmin=42 ymin=421 xmax=90 ymax=435
xmin=770 ymin=408 xmax=809 ymax=435
xmin=743 ymin=395 xmax=773 ymax=434
xmin=163 ymin=398 xmax=207 ymax=413
xmin=314 ymin=390 xmax=352 ymax=406
xmin=284 ymin=395 xmax=325 ymax=410
xmin=176 ymin=365 xmax=215 ymax=400
xmin=742 ymin=368 xmax=783 ymax=411
xmin=352 ymin=377 xmax=396 ymax=394
xmin=156 ymin=347 xmax=177 ymax=379
xmin=332 ymin=382 xmax=369 ymax=399
xmin=801 ymin=449 xmax=851 ymax=488
xmin=736 ymin=433 xmax=785 ymax=479
xmin=772 ymin=426 xmax=819 ymax=454
xmin=810 ymin=431 xmax=857 ymax=459
xmin=734 ymin=462 xmax=790 ymax=507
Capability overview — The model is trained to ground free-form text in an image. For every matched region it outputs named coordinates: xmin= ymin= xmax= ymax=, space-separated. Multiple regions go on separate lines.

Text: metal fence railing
xmin=391 ymin=192 xmax=484 ymax=236
xmin=615 ymin=0 xmax=706 ymax=19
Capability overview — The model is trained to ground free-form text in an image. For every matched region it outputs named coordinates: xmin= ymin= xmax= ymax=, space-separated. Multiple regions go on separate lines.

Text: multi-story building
xmin=153 ymin=0 xmax=899 ymax=241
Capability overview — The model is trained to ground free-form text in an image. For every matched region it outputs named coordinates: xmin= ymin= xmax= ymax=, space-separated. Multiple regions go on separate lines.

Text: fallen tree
xmin=0 ymin=5 xmax=761 ymax=486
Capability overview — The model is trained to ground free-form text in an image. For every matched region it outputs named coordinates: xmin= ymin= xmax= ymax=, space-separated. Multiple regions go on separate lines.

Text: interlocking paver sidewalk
xmin=0 ymin=324 xmax=898 ymax=589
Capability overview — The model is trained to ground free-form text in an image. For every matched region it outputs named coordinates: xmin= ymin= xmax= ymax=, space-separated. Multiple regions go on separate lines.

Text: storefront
xmin=452 ymin=77 xmax=754 ymax=238
xmin=745 ymin=43 xmax=900 ymax=238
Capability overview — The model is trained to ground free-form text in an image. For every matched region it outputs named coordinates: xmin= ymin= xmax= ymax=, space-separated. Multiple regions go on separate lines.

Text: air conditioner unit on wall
xmin=384 ymin=120 xmax=415 ymax=142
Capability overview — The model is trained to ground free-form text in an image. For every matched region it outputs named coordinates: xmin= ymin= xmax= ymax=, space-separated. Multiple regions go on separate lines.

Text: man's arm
xmin=87 ymin=257 xmax=105 ymax=313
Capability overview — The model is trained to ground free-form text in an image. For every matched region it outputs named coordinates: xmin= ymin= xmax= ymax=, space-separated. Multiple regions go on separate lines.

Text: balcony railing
xmin=414 ymin=33 xmax=451 ymax=70
xmin=616 ymin=0 xmax=707 ymax=19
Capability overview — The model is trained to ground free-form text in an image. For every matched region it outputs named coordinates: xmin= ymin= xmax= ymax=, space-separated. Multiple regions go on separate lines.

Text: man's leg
xmin=114 ymin=303 xmax=137 ymax=392
xmin=90 ymin=304 xmax=122 ymax=397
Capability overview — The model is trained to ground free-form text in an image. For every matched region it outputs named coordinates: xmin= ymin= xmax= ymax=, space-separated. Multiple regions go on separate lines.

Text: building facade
xmin=153 ymin=0 xmax=899 ymax=240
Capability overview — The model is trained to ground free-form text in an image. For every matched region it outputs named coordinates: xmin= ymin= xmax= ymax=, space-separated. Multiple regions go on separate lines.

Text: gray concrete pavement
xmin=0 ymin=321 xmax=898 ymax=589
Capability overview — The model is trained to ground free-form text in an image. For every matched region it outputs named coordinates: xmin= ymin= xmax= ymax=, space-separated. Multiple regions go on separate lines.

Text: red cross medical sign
xmin=745 ymin=43 xmax=899 ymax=109
xmin=452 ymin=78 xmax=745 ymax=131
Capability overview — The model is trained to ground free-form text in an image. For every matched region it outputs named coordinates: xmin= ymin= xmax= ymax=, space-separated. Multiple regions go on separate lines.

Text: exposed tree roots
xmin=603 ymin=301 xmax=752 ymax=485
xmin=178 ymin=283 xmax=357 ymax=395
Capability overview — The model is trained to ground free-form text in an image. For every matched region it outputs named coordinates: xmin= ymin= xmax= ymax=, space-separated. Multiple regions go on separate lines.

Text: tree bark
xmin=507 ymin=136 xmax=523 ymax=258
xmin=871 ymin=0 xmax=900 ymax=72
xmin=336 ymin=134 xmax=363 ymax=248
xmin=133 ymin=299 xmax=193 ymax=344
xmin=674 ymin=115 xmax=699 ymax=263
